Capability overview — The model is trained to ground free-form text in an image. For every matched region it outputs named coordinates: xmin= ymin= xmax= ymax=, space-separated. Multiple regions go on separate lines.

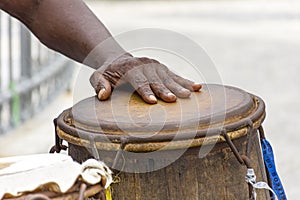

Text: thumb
xmin=89 ymin=70 xmax=112 ymax=100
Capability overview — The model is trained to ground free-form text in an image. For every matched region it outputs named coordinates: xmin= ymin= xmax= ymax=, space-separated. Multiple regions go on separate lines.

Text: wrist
xmin=102 ymin=52 xmax=133 ymax=66
xmin=83 ymin=39 xmax=132 ymax=70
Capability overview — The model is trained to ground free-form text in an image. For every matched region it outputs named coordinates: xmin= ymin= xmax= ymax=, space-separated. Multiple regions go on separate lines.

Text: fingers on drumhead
xmin=167 ymin=70 xmax=202 ymax=92
xmin=89 ymin=60 xmax=202 ymax=103
xmin=150 ymin=82 xmax=177 ymax=103
xmin=136 ymin=85 xmax=158 ymax=104
xmin=90 ymin=71 xmax=111 ymax=100
xmin=143 ymin=65 xmax=176 ymax=103
xmin=126 ymin=69 xmax=158 ymax=104
xmin=156 ymin=68 xmax=191 ymax=98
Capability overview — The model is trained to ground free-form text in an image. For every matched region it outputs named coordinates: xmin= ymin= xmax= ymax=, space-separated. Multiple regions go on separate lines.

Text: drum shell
xmin=66 ymin=131 xmax=269 ymax=199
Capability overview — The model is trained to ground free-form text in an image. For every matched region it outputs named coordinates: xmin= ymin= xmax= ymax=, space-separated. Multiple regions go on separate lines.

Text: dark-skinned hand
xmin=90 ymin=54 xmax=202 ymax=104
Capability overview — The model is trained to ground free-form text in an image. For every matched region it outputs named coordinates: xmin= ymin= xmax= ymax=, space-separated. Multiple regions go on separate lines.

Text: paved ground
xmin=1 ymin=1 xmax=299 ymax=199
xmin=0 ymin=92 xmax=73 ymax=156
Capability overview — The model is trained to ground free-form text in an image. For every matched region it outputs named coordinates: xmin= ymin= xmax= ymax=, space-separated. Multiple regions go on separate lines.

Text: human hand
xmin=89 ymin=54 xmax=202 ymax=104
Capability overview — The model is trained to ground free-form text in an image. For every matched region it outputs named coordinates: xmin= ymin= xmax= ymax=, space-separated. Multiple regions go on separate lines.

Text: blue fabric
xmin=261 ymin=138 xmax=287 ymax=200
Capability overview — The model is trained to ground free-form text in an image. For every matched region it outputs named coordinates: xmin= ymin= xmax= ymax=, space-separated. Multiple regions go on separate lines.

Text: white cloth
xmin=0 ymin=154 xmax=112 ymax=199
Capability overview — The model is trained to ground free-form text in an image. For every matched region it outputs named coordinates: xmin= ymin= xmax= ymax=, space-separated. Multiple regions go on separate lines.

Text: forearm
xmin=0 ymin=0 xmax=202 ymax=104
xmin=0 ymin=0 xmax=128 ymax=69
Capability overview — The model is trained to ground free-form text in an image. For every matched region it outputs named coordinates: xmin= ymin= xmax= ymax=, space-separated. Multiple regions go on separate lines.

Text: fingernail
xmin=193 ymin=83 xmax=202 ymax=87
xmin=192 ymin=83 xmax=202 ymax=91
xmin=149 ymin=95 xmax=157 ymax=102
xmin=181 ymin=88 xmax=191 ymax=97
xmin=98 ymin=88 xmax=106 ymax=99
xmin=167 ymin=92 xmax=176 ymax=97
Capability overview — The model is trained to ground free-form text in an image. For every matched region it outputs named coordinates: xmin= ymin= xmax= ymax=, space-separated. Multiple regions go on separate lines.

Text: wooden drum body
xmin=54 ymin=84 xmax=270 ymax=199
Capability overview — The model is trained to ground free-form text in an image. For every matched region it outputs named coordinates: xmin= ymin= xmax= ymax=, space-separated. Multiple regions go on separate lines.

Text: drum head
xmin=71 ymin=84 xmax=253 ymax=134
xmin=57 ymin=84 xmax=265 ymax=152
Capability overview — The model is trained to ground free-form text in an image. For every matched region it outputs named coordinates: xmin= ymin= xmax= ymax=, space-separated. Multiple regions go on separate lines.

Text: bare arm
xmin=0 ymin=0 xmax=201 ymax=104
xmin=0 ymin=0 xmax=124 ymax=68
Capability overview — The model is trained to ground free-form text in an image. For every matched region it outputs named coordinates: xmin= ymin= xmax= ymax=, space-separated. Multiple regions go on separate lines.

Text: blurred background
xmin=0 ymin=0 xmax=299 ymax=198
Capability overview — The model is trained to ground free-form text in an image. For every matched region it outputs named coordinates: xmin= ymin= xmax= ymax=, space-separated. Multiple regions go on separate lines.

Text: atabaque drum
xmin=54 ymin=84 xmax=270 ymax=199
